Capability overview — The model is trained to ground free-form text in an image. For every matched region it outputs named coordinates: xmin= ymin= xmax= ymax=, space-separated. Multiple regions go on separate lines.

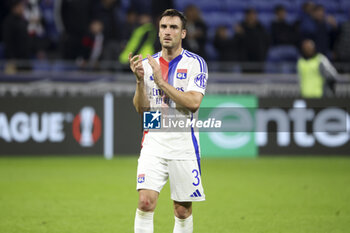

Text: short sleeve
xmin=186 ymin=57 xmax=208 ymax=95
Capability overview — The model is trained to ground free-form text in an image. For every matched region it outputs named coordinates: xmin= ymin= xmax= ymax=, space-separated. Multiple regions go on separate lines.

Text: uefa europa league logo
xmin=72 ymin=106 xmax=102 ymax=147
xmin=80 ymin=107 xmax=95 ymax=147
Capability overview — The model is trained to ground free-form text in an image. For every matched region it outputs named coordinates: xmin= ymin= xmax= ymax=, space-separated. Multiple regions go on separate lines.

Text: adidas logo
xmin=190 ymin=189 xmax=202 ymax=197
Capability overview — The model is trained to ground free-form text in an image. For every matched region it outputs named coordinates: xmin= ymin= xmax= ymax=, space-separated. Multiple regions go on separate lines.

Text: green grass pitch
xmin=0 ymin=156 xmax=349 ymax=233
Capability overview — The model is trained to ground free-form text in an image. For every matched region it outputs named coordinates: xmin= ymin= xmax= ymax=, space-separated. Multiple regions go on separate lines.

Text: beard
xmin=161 ymin=41 xmax=174 ymax=49
xmin=162 ymin=43 xmax=173 ymax=49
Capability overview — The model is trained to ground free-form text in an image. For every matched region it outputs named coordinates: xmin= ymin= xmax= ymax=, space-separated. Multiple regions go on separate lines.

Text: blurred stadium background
xmin=0 ymin=0 xmax=350 ymax=232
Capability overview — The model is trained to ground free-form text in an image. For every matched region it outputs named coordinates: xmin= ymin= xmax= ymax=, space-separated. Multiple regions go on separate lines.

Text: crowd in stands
xmin=0 ymin=0 xmax=349 ymax=73
xmin=213 ymin=2 xmax=350 ymax=72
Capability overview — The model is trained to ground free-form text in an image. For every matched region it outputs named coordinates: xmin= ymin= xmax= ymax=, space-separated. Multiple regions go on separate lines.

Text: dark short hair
xmin=274 ymin=5 xmax=286 ymax=14
xmin=9 ymin=0 xmax=23 ymax=9
xmin=314 ymin=4 xmax=324 ymax=11
xmin=244 ymin=8 xmax=256 ymax=15
xmin=160 ymin=9 xmax=187 ymax=29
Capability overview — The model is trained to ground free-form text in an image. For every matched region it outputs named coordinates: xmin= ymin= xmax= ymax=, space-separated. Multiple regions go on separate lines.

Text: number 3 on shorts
xmin=192 ymin=169 xmax=200 ymax=186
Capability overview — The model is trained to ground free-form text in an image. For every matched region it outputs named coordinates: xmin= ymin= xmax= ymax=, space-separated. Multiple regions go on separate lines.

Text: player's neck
xmin=161 ymin=46 xmax=182 ymax=62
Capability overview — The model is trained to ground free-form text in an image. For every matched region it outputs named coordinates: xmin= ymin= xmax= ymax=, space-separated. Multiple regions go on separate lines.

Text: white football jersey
xmin=140 ymin=49 xmax=208 ymax=160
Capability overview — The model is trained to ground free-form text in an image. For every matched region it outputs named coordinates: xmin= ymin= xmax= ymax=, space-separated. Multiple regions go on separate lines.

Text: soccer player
xmin=129 ymin=9 xmax=208 ymax=233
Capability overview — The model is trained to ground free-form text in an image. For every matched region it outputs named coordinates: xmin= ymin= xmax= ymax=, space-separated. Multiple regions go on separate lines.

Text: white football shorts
xmin=136 ymin=154 xmax=205 ymax=202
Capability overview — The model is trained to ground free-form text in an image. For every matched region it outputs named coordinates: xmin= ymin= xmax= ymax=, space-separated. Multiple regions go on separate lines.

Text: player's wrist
xmin=136 ymin=77 xmax=144 ymax=84
xmin=154 ymin=76 xmax=164 ymax=87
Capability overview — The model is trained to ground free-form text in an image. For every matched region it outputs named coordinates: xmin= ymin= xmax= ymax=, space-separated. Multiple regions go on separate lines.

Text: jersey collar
xmin=159 ymin=49 xmax=185 ymax=64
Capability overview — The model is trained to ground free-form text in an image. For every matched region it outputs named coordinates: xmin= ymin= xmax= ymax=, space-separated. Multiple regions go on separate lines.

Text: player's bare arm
xmin=129 ymin=53 xmax=150 ymax=114
xmin=147 ymin=55 xmax=203 ymax=113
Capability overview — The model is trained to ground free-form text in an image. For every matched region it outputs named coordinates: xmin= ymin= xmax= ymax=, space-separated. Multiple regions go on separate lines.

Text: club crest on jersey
xmin=150 ymin=74 xmax=154 ymax=80
xmin=138 ymin=174 xmax=145 ymax=183
xmin=194 ymin=73 xmax=207 ymax=89
xmin=176 ymin=69 xmax=187 ymax=79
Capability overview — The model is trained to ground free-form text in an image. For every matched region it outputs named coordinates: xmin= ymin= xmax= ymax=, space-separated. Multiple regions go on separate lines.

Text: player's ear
xmin=181 ymin=29 xmax=186 ymax=39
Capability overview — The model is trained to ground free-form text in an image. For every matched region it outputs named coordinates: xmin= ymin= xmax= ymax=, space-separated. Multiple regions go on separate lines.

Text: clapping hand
xmin=147 ymin=55 xmax=163 ymax=86
xmin=129 ymin=53 xmax=144 ymax=82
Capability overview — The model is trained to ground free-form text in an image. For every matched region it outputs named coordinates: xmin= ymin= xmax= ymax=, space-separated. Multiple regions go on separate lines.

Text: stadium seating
xmin=51 ymin=61 xmax=78 ymax=72
xmin=225 ymin=0 xmax=250 ymax=13
xmin=203 ymin=12 xmax=234 ymax=28
xmin=335 ymin=13 xmax=349 ymax=24
xmin=194 ymin=0 xmax=224 ymax=12
xmin=2 ymin=0 xmax=348 ymax=73
xmin=178 ymin=0 xmax=349 ymax=63
xmin=310 ymin=0 xmax=340 ymax=13
xmin=248 ymin=0 xmax=276 ymax=12
xmin=340 ymin=0 xmax=350 ymax=11
xmin=259 ymin=13 xmax=275 ymax=29
xmin=205 ymin=43 xmax=218 ymax=61
xmin=32 ymin=60 xmax=53 ymax=72
xmin=264 ymin=45 xmax=300 ymax=73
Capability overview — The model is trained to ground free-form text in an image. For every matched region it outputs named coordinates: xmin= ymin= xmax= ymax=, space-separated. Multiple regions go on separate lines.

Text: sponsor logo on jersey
xmin=138 ymin=174 xmax=145 ymax=183
xmin=152 ymin=88 xmax=165 ymax=96
xmin=143 ymin=110 xmax=161 ymax=129
xmin=194 ymin=73 xmax=207 ymax=89
xmin=176 ymin=69 xmax=187 ymax=79
xmin=72 ymin=107 xmax=102 ymax=147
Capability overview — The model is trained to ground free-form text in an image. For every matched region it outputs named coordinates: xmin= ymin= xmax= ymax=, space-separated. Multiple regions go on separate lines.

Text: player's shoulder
xmin=182 ymin=49 xmax=208 ymax=72
xmin=182 ymin=50 xmax=206 ymax=62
